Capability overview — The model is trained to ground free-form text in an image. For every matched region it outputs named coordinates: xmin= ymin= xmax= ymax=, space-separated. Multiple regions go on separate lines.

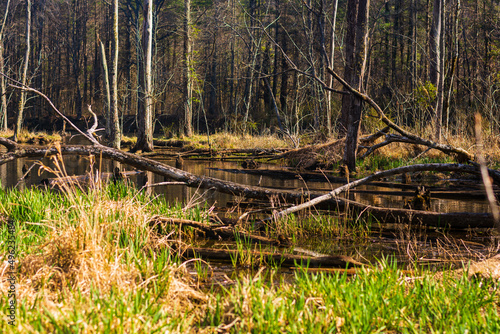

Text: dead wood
xmin=337 ymin=198 xmax=494 ymax=229
xmin=151 ymin=216 xmax=288 ymax=246
xmin=275 ymin=130 xmax=388 ymax=166
xmin=474 ymin=113 xmax=500 ymax=226
xmin=182 ymin=247 xmax=364 ymax=268
xmin=360 ymin=134 xmax=421 ymax=158
xmin=42 ymin=170 xmax=142 ymax=187
xmin=1 ymin=138 xmax=497 ymax=229
xmin=271 ymin=163 xmax=500 ymax=224
xmin=359 ymin=126 xmax=391 ymax=145
xmin=291 ymin=267 xmax=416 ymax=275
xmin=327 ymin=68 xmax=474 ymax=162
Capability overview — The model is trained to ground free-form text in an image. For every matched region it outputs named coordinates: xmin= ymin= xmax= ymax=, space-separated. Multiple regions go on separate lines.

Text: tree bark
xmin=133 ymin=0 xmax=154 ymax=152
xmin=99 ymin=40 xmax=111 ymax=138
xmin=430 ymin=0 xmax=445 ymax=140
xmin=183 ymin=0 xmax=193 ymax=137
xmin=15 ymin=0 xmax=31 ymax=140
xmin=340 ymin=0 xmax=370 ymax=172
xmin=110 ymin=0 xmax=121 ymax=149
xmin=326 ymin=0 xmax=339 ymax=135
xmin=0 ymin=0 xmax=10 ymax=131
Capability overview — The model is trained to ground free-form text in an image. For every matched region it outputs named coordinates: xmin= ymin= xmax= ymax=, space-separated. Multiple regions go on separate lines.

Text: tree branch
xmin=327 ymin=67 xmax=474 ymax=161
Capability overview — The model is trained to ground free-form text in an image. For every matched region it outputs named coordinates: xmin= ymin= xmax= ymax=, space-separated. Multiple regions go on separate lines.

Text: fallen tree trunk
xmin=182 ymin=247 xmax=364 ymax=268
xmin=151 ymin=216 xmax=288 ymax=246
xmin=335 ymin=198 xmax=495 ymax=229
xmin=1 ymin=138 xmax=498 ymax=229
xmin=270 ymin=163 xmax=500 ymax=230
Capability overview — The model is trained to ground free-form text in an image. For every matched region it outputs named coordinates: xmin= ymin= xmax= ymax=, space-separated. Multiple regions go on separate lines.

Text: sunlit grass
xmin=204 ymin=262 xmax=500 ymax=333
xmin=0 ymin=177 xmax=207 ymax=333
xmin=158 ymin=132 xmax=290 ymax=151
xmin=1 ymin=176 xmax=499 ymax=332
xmin=0 ymin=129 xmax=61 ymax=144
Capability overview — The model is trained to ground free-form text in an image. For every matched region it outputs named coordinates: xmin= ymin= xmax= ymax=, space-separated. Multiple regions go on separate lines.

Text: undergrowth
xmin=0 ymin=154 xmax=499 ymax=332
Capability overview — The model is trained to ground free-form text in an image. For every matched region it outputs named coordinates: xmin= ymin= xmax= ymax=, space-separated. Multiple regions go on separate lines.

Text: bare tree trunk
xmin=183 ymin=0 xmax=193 ymax=137
xmin=341 ymin=0 xmax=370 ymax=172
xmin=15 ymin=0 xmax=31 ymax=140
xmin=110 ymin=0 xmax=121 ymax=149
xmin=326 ymin=0 xmax=339 ymax=135
xmin=133 ymin=0 xmax=154 ymax=152
xmin=434 ymin=0 xmax=445 ymax=141
xmin=0 ymin=0 xmax=11 ymax=131
xmin=429 ymin=0 xmax=442 ymax=87
xmin=99 ymin=39 xmax=111 ymax=138
xmin=446 ymin=0 xmax=460 ymax=132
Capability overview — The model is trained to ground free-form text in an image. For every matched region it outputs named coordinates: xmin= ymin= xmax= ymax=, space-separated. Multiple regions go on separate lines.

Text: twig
xmin=146 ymin=181 xmax=187 ymax=188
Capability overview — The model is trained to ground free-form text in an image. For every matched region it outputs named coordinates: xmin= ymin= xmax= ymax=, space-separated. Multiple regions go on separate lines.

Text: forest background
xmin=0 ymin=0 xmax=499 ymax=158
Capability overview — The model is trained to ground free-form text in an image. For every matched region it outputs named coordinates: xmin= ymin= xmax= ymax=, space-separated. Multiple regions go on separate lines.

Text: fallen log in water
xmin=269 ymin=164 xmax=500 ymax=230
xmin=335 ymin=198 xmax=495 ymax=229
xmin=41 ymin=170 xmax=143 ymax=187
xmin=182 ymin=247 xmax=364 ymax=268
xmin=1 ymin=138 xmax=498 ymax=229
xmin=151 ymin=216 xmax=289 ymax=246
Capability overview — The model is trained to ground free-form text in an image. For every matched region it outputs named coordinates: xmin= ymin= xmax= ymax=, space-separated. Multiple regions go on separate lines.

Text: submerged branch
xmin=271 ymin=163 xmax=500 ymax=221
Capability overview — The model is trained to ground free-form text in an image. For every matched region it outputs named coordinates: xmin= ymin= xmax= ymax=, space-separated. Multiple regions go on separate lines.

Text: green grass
xmin=203 ymin=262 xmax=500 ymax=333
xmin=1 ymin=176 xmax=499 ymax=333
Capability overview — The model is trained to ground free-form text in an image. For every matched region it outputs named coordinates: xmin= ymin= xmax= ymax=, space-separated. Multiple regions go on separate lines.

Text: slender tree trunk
xmin=15 ymin=0 xmax=31 ymax=140
xmin=99 ymin=39 xmax=111 ymax=138
xmin=431 ymin=0 xmax=445 ymax=141
xmin=340 ymin=0 xmax=370 ymax=172
xmin=110 ymin=0 xmax=121 ymax=149
xmin=446 ymin=0 xmax=460 ymax=132
xmin=134 ymin=0 xmax=154 ymax=152
xmin=326 ymin=0 xmax=339 ymax=135
xmin=183 ymin=0 xmax=193 ymax=136
xmin=429 ymin=0 xmax=442 ymax=87
xmin=0 ymin=0 xmax=11 ymax=131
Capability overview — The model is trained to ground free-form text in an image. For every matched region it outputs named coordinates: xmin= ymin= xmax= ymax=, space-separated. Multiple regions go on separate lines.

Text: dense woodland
xmin=0 ymin=0 xmax=499 ymax=151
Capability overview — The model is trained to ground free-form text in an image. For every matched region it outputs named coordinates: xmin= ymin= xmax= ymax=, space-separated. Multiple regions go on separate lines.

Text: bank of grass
xmin=159 ymin=132 xmax=290 ymax=151
xmin=1 ymin=180 xmax=500 ymax=332
xmin=0 ymin=129 xmax=61 ymax=144
xmin=0 ymin=180 xmax=208 ymax=333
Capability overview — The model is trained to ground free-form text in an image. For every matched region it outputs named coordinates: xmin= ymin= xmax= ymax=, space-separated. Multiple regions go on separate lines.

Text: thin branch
xmin=1 ymin=72 xmax=102 ymax=146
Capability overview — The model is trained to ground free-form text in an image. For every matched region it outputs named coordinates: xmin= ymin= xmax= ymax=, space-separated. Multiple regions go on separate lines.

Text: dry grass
xmin=0 ymin=129 xmax=61 ymax=144
xmin=0 ymin=155 xmax=208 ymax=332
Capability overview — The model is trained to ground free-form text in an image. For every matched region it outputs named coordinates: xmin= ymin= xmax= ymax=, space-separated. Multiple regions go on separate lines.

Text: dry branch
xmin=151 ymin=216 xmax=287 ymax=246
xmin=0 ymin=138 xmax=497 ymax=229
xmin=327 ymin=67 xmax=474 ymax=162
xmin=271 ymin=163 xmax=500 ymax=221
xmin=182 ymin=247 xmax=363 ymax=268
xmin=0 ymin=72 xmax=101 ymax=146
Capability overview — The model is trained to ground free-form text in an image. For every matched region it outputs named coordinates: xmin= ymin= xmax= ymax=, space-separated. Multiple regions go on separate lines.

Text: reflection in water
xmin=0 ymin=142 xmax=491 ymax=214
xmin=0 ymin=144 xmax=495 ymax=267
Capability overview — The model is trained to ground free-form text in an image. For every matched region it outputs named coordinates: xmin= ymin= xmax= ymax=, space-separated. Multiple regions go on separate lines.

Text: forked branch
xmin=1 ymin=72 xmax=102 ymax=146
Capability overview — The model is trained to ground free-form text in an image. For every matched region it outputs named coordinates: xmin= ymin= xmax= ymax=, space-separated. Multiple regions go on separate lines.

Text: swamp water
xmin=1 ymin=143 xmax=497 ymax=271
